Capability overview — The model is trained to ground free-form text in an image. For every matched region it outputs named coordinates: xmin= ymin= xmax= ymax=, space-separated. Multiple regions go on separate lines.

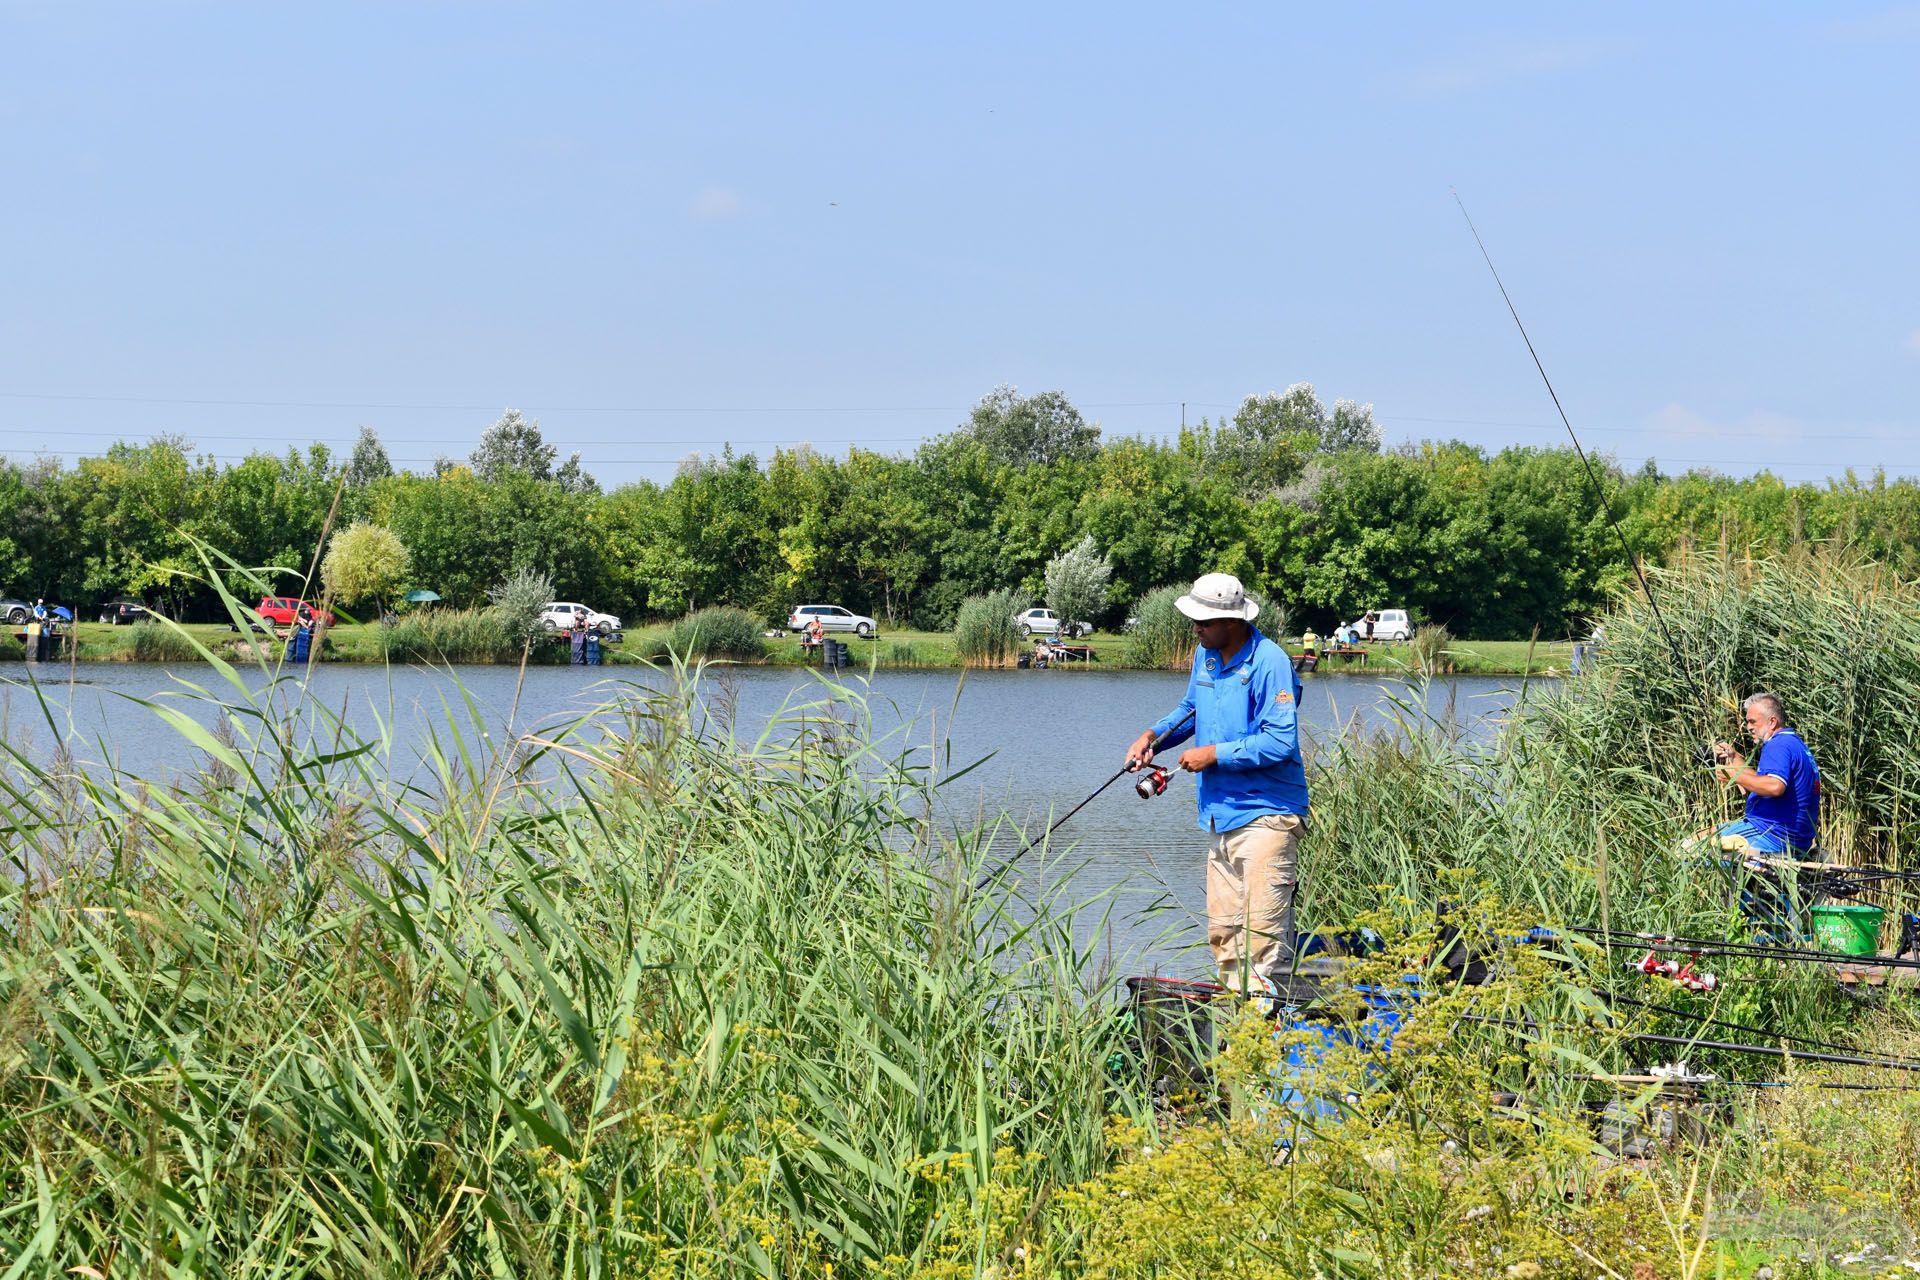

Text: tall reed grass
xmin=124 ymin=618 xmax=203 ymax=663
xmin=953 ymin=587 xmax=1025 ymax=667
xmin=648 ymin=605 xmax=766 ymax=661
xmin=380 ymin=606 xmax=522 ymax=663
xmin=0 ymin=650 xmax=1128 ymax=1275
xmin=1121 ymin=584 xmax=1193 ymax=670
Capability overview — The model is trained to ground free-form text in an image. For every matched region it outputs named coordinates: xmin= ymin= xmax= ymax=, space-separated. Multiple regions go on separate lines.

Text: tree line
xmin=4 ymin=385 xmax=1917 ymax=639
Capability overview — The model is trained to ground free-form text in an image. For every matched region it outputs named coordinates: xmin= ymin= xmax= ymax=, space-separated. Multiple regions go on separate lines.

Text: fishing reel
xmin=1633 ymin=949 xmax=1718 ymax=992
xmin=1134 ymin=765 xmax=1171 ymax=800
xmin=1693 ymin=742 xmax=1722 ymax=768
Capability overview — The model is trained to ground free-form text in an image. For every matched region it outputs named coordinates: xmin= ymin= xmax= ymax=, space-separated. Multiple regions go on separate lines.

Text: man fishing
xmin=1706 ymin=691 xmax=1821 ymax=855
xmin=1125 ymin=572 xmax=1308 ymax=999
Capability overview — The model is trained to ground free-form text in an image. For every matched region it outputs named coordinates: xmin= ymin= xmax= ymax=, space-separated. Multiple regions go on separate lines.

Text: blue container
xmin=1268 ymin=977 xmax=1423 ymax=1117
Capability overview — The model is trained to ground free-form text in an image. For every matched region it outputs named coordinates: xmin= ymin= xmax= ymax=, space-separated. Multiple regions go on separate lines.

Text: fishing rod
xmin=972 ymin=709 xmax=1195 ymax=892
xmin=1577 ymin=926 xmax=1920 ymax=972
xmin=1454 ymin=192 xmax=1721 ymax=748
xmin=1599 ymin=989 xmax=1920 ymax=1070
xmin=1462 ymin=1013 xmax=1920 ymax=1074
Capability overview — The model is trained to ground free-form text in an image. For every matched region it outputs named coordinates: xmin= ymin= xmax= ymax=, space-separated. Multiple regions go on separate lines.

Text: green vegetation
xmin=650 ymin=605 xmax=767 ymax=661
xmin=1123 ymin=584 xmax=1193 ymax=670
xmin=952 ymin=587 xmax=1026 ymax=667
xmin=14 ymin=391 xmax=1920 ymax=644
xmin=377 ymin=606 xmax=525 ymax=664
xmin=125 ymin=618 xmax=202 ymax=663
xmin=318 ymin=519 xmax=410 ymax=609
xmin=5 ymin=549 xmax=1920 ymax=1273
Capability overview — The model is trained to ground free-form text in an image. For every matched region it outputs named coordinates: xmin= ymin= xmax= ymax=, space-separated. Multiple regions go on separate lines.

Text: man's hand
xmin=1178 ymin=745 xmax=1218 ymax=773
xmin=1125 ymin=730 xmax=1158 ymax=771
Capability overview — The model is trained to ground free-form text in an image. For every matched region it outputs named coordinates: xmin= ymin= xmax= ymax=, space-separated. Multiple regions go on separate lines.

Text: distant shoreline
xmin=7 ymin=623 xmax=1578 ymax=678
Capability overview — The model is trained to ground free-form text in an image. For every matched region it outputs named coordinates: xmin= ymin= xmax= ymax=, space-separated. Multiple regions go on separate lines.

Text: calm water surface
xmin=2 ymin=661 xmax=1550 ymax=973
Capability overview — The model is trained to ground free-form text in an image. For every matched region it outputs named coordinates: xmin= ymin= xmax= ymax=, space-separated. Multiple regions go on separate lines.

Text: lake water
xmin=1 ymin=660 xmax=1549 ymax=975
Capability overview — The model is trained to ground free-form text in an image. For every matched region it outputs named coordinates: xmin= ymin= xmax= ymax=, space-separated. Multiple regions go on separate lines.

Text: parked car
xmin=787 ymin=604 xmax=878 ymax=638
xmin=1 ymin=598 xmax=29 ymax=626
xmin=256 ymin=596 xmax=336 ymax=628
xmin=1341 ymin=608 xmax=1414 ymax=642
xmin=1014 ymin=607 xmax=1092 ymax=639
xmin=540 ymin=602 xmax=622 ymax=636
xmin=99 ymin=599 xmax=164 ymax=626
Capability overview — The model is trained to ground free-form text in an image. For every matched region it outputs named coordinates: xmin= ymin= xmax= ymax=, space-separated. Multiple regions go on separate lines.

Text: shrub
xmin=1123 ymin=584 xmax=1194 ymax=670
xmin=380 ymin=608 xmax=518 ymax=663
xmin=656 ymin=606 xmax=766 ymax=661
xmin=953 ymin=587 xmax=1026 ymax=667
xmin=488 ymin=567 xmax=553 ymax=642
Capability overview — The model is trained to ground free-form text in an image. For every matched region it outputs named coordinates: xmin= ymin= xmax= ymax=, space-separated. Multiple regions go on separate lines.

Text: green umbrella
xmin=403 ymin=589 xmax=442 ymax=603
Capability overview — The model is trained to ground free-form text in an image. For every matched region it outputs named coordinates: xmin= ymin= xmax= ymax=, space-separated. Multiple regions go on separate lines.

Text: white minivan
xmin=1342 ymin=608 xmax=1414 ymax=642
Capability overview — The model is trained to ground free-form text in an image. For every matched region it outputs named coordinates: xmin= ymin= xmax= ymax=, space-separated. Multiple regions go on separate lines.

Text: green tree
xmin=320 ymin=522 xmax=411 ymax=611
xmin=1043 ymin=534 xmax=1113 ymax=633
xmin=346 ymin=426 xmax=393 ymax=488
xmin=470 ymin=408 xmax=557 ymax=482
xmin=961 ymin=385 xmax=1100 ymax=468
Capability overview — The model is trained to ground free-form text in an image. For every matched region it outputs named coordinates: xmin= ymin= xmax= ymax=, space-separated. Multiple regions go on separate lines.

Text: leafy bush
xmin=1123 ymin=584 xmax=1194 ymax=670
xmin=126 ymin=621 xmax=202 ymax=664
xmin=952 ymin=587 xmax=1026 ymax=667
xmin=654 ymin=606 xmax=766 ymax=661
xmin=380 ymin=608 xmax=518 ymax=663
xmin=487 ymin=566 xmax=553 ymax=642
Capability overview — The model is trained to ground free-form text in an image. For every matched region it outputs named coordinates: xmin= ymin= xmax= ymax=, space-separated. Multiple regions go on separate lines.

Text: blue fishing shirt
xmin=1149 ymin=629 xmax=1309 ymax=833
xmin=1746 ymin=728 xmax=1820 ymax=849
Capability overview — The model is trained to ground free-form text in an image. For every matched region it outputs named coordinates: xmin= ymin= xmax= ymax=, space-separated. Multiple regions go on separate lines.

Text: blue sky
xmin=3 ymin=3 xmax=1917 ymax=486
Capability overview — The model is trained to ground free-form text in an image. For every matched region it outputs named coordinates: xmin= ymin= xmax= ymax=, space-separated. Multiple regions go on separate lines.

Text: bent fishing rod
xmin=1453 ymin=192 xmax=1720 ymax=746
xmin=972 ymin=709 xmax=1195 ymax=892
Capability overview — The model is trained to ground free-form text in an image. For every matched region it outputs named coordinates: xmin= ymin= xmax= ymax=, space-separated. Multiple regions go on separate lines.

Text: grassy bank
xmin=34 ymin=619 xmax=1577 ymax=675
xmin=6 ymin=550 xmax=1920 ymax=1274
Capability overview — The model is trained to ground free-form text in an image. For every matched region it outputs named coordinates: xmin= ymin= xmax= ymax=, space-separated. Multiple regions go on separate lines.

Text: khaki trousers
xmin=1207 ymin=813 xmax=1306 ymax=990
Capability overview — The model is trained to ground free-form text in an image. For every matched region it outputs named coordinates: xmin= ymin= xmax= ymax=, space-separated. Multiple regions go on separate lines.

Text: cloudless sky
xmin=3 ymin=3 xmax=1917 ymax=486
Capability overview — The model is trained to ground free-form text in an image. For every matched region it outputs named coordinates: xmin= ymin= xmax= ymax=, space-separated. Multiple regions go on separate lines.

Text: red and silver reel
xmin=1134 ymin=766 xmax=1171 ymax=800
xmin=1633 ymin=949 xmax=1718 ymax=992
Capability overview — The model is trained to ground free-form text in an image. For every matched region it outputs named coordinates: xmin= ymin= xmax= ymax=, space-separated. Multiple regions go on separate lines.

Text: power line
xmin=0 ymin=389 xmax=1190 ymax=414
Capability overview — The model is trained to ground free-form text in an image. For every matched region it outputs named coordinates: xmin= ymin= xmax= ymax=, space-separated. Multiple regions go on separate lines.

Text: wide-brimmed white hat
xmin=1175 ymin=572 xmax=1260 ymax=622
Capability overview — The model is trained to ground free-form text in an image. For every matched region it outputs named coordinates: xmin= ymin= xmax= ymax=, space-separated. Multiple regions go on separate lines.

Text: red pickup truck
xmin=256 ymin=596 xmax=335 ymax=627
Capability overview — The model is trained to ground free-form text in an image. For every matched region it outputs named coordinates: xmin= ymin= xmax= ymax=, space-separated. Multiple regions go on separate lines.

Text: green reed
xmin=0 ymin=633 xmax=1133 ymax=1276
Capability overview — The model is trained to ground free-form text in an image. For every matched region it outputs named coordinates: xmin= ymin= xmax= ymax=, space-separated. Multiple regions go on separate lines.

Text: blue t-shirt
xmin=1149 ymin=629 xmax=1309 ymax=833
xmin=1746 ymin=728 xmax=1820 ymax=849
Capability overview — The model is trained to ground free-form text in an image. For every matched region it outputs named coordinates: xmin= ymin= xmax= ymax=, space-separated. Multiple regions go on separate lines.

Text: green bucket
xmin=1810 ymin=903 xmax=1884 ymax=957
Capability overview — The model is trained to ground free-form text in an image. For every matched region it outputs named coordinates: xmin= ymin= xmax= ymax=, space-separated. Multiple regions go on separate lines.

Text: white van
xmin=1342 ymin=608 xmax=1414 ymax=642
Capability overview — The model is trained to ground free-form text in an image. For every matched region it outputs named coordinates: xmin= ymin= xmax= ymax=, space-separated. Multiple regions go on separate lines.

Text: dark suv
xmin=100 ymin=599 xmax=162 ymax=626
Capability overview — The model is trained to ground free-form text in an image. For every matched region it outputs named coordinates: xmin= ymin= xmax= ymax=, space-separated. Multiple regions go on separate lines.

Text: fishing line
xmin=1452 ymin=191 xmax=1712 ymax=726
xmin=972 ymin=709 xmax=1194 ymax=892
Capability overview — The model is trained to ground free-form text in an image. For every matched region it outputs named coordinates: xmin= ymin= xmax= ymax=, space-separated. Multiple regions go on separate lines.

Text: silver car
xmin=1014 ymin=607 xmax=1092 ymax=639
xmin=787 ymin=604 xmax=878 ymax=638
